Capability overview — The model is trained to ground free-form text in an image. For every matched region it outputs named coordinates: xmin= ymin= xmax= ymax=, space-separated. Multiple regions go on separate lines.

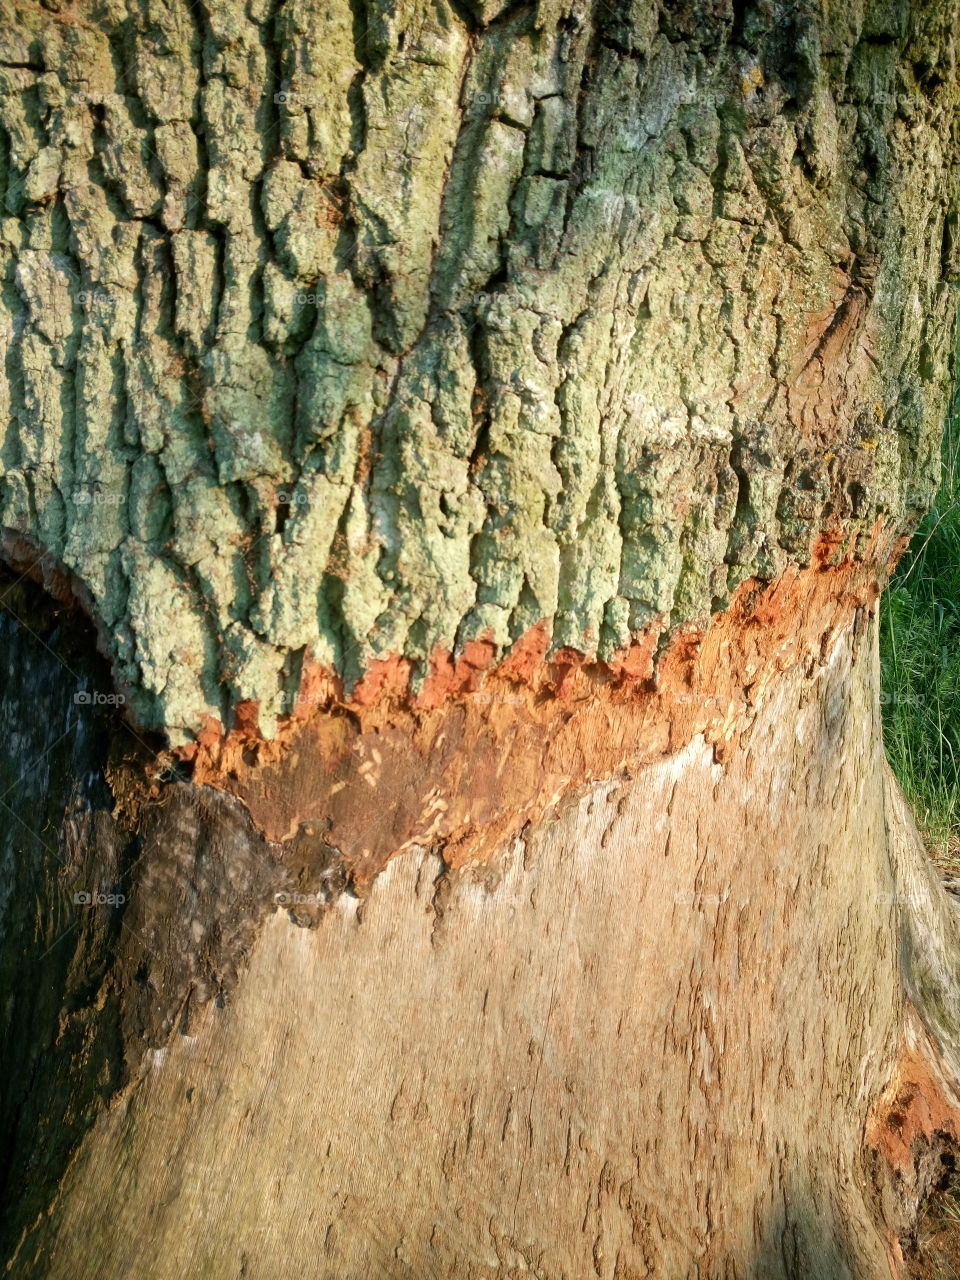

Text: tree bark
xmin=0 ymin=0 xmax=959 ymax=1276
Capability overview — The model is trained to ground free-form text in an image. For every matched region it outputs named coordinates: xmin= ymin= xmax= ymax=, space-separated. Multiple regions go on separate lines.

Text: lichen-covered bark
xmin=0 ymin=0 xmax=955 ymax=739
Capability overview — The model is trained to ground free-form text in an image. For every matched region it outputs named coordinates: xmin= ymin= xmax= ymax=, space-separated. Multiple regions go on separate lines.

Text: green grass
xmin=880 ymin=408 xmax=960 ymax=867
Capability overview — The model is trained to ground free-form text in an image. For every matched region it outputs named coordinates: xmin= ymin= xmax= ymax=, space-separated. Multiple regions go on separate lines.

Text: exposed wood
xmin=3 ymin=575 xmax=960 ymax=1277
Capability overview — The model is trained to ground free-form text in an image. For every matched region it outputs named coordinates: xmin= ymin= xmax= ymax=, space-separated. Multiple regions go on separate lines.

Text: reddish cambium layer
xmin=865 ymin=1006 xmax=960 ymax=1271
xmin=176 ymin=523 xmax=898 ymax=886
xmin=868 ymin=1021 xmax=960 ymax=1178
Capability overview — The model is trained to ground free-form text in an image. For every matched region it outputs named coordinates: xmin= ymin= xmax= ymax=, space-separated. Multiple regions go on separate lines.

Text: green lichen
xmin=0 ymin=0 xmax=954 ymax=740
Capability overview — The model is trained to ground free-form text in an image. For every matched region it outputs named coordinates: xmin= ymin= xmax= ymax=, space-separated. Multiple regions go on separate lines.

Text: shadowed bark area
xmin=1 ymin=0 xmax=960 ymax=1276
xmin=0 ymin=579 xmax=306 ymax=1266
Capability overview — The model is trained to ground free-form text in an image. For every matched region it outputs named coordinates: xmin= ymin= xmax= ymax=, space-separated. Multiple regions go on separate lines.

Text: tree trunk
xmin=1 ymin=0 xmax=959 ymax=1276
